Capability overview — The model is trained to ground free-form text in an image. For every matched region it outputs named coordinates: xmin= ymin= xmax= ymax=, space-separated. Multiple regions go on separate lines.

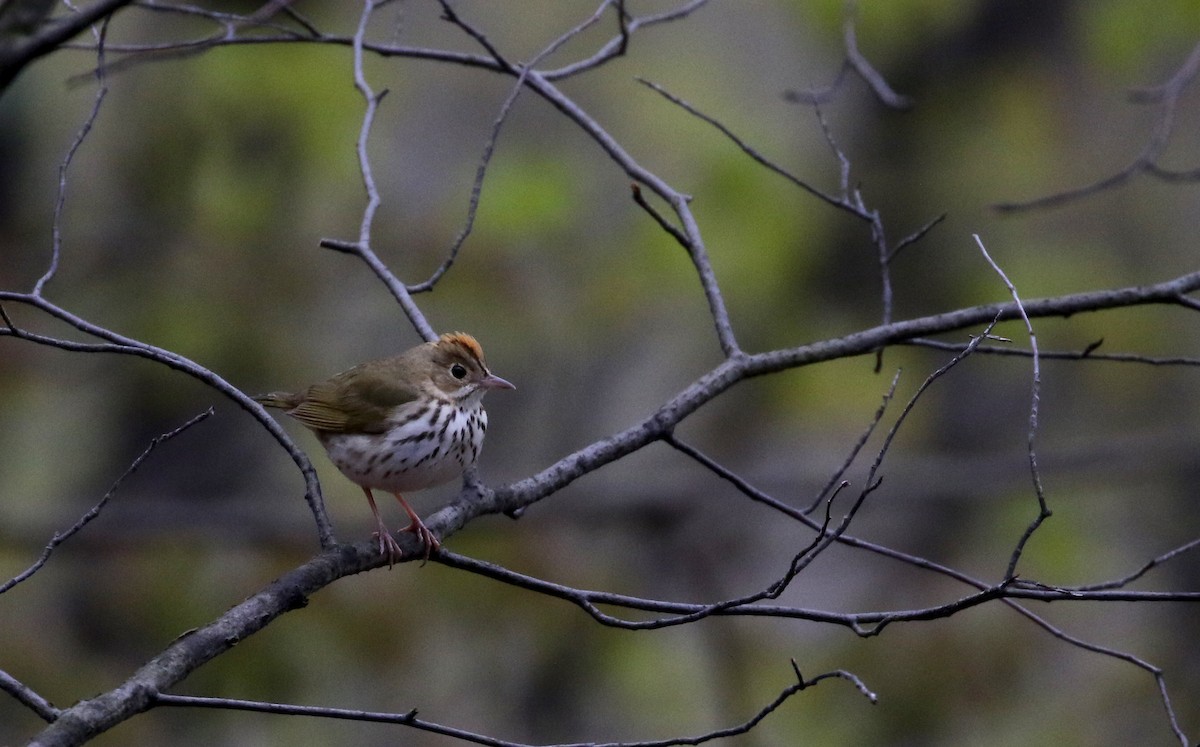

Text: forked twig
xmin=319 ymin=0 xmax=437 ymax=342
xmin=995 ymin=41 xmax=1200 ymax=212
xmin=410 ymin=0 xmax=616 ymax=293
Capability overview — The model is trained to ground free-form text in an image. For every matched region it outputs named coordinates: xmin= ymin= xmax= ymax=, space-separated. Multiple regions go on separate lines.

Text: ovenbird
xmin=256 ymin=332 xmax=514 ymax=565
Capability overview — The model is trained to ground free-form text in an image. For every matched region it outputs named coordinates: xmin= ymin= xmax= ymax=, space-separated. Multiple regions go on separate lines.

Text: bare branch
xmin=887 ymin=212 xmax=946 ymax=262
xmin=1001 ymin=602 xmax=1189 ymax=746
xmin=1037 ymin=538 xmax=1200 ymax=593
xmin=318 ymin=0 xmax=436 ymax=342
xmin=638 ymin=77 xmax=851 ymax=215
xmin=0 ymin=294 xmax=335 ymax=547
xmin=806 ymin=370 xmax=900 ymax=513
xmin=519 ymin=70 xmax=740 ymax=356
xmin=436 ymin=0 xmax=514 ymax=73
xmin=973 ymin=235 xmax=1049 ymax=580
xmin=486 ymin=267 xmax=1200 ymax=522
xmin=782 ymin=8 xmax=911 ymax=110
xmin=906 ymin=337 xmax=1200 ymax=366
xmin=410 ymin=1 xmax=616 ymax=293
xmin=0 ymin=410 xmax=213 ymax=596
xmin=0 ymin=0 xmax=132 ymax=95
xmin=152 ymin=661 xmax=874 ymax=747
xmin=541 ymin=0 xmax=711 ymax=79
xmin=0 ymin=668 xmax=58 ymax=723
xmin=842 ymin=12 xmax=912 ymax=110
xmin=26 ymin=544 xmax=375 ymax=746
xmin=995 ymin=41 xmax=1200 ymax=212
xmin=36 ymin=14 xmax=108 ymax=295
xmin=630 ymin=183 xmax=690 ymax=248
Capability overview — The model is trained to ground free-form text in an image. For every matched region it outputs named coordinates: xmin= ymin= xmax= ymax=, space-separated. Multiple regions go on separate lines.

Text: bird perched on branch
xmin=256 ymin=332 xmax=514 ymax=565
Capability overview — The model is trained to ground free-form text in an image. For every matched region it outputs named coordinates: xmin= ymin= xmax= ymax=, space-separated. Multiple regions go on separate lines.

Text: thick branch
xmin=0 ymin=0 xmax=132 ymax=94
xmin=27 ymin=544 xmax=370 ymax=747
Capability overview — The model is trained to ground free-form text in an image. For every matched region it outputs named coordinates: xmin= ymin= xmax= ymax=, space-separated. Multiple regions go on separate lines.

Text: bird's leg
xmin=362 ymin=487 xmax=404 ymax=568
xmin=392 ymin=492 xmax=440 ymax=564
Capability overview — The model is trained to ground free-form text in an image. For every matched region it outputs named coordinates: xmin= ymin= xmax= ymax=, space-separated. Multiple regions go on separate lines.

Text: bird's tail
xmin=253 ymin=392 xmax=301 ymax=410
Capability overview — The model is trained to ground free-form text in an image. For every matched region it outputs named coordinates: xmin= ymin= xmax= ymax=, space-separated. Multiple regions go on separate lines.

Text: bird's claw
xmin=373 ymin=530 xmax=406 ymax=569
xmin=400 ymin=518 xmax=441 ymax=566
xmin=372 ymin=522 xmax=439 ymax=568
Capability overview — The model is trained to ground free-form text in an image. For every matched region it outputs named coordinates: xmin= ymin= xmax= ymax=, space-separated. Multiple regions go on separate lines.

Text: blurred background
xmin=2 ymin=1 xmax=1200 ymax=744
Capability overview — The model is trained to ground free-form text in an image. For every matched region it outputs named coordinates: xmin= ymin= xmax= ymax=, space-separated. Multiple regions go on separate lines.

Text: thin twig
xmin=410 ymin=1 xmax=616 ymax=293
xmin=0 ymin=293 xmax=335 ymax=546
xmin=995 ymin=41 xmax=1200 ymax=212
xmin=153 ymin=661 xmax=874 ymax=747
xmin=437 ymin=0 xmax=514 ymax=73
xmin=631 ymin=183 xmax=690 ymax=248
xmin=842 ymin=12 xmax=912 ymax=110
xmin=973 ymin=235 xmax=1049 ymax=580
xmin=35 ymin=17 xmax=109 ymax=295
xmin=638 ymin=77 xmax=852 ymax=215
xmin=782 ymin=8 xmax=910 ymax=110
xmin=1000 ymin=601 xmax=1189 ymax=746
xmin=1051 ymin=538 xmax=1200 ymax=592
xmin=805 ymin=370 xmax=900 ymax=514
xmin=907 ymin=337 xmax=1200 ymax=366
xmin=319 ymin=0 xmax=436 ymax=341
xmin=541 ymin=0 xmax=711 ymax=79
xmin=0 ymin=410 xmax=213 ymax=596
xmin=887 ymin=212 xmax=946 ymax=262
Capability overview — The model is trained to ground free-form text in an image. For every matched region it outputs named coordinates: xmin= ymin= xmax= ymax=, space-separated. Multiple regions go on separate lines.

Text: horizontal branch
xmin=149 ymin=658 xmax=873 ymax=747
xmin=432 ymin=552 xmax=1200 ymax=642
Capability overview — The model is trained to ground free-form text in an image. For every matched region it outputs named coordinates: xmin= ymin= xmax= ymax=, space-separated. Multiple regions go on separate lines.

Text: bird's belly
xmin=317 ymin=408 xmax=486 ymax=493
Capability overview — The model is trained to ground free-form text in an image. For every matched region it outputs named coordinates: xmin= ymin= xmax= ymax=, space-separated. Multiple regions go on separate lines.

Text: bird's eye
xmin=450 ymin=363 xmax=468 ymax=380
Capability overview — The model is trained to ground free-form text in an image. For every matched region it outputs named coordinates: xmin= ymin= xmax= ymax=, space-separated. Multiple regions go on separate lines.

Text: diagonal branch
xmin=0 ymin=0 xmax=132 ymax=95
xmin=516 ymin=69 xmax=740 ymax=355
xmin=36 ymin=12 xmax=109 ymax=296
xmin=409 ymin=0 xmax=617 ymax=293
xmin=995 ymin=41 xmax=1200 ymax=212
xmin=478 ymin=267 xmax=1200 ymax=518
xmin=0 ymin=293 xmax=335 ymax=547
xmin=0 ymin=668 xmax=58 ymax=723
xmin=0 ymin=409 xmax=213 ymax=596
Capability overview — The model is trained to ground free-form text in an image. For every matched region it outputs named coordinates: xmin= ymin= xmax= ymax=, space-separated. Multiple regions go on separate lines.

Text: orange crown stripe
xmin=439 ymin=332 xmax=485 ymax=362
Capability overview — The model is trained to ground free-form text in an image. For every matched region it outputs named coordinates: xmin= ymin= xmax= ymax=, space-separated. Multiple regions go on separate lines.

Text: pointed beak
xmin=481 ymin=373 xmax=516 ymax=391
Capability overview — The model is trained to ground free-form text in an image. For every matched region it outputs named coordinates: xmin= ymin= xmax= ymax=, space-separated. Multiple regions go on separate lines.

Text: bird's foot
xmin=399 ymin=516 xmax=441 ymax=566
xmin=373 ymin=529 xmax=406 ymax=569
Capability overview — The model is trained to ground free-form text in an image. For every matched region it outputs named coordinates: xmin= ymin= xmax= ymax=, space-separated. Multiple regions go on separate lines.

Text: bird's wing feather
xmin=287 ymin=360 xmax=420 ymax=433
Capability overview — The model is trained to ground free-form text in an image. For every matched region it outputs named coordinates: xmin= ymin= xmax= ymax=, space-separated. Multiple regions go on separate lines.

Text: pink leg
xmin=393 ymin=492 xmax=440 ymax=564
xmin=362 ymin=487 xmax=404 ymax=568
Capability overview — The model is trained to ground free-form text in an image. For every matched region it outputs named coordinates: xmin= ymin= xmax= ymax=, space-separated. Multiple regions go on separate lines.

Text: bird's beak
xmin=481 ymin=373 xmax=516 ymax=391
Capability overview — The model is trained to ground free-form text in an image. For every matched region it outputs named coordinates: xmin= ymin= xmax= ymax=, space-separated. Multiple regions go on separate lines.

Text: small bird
xmin=256 ymin=332 xmax=514 ymax=565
